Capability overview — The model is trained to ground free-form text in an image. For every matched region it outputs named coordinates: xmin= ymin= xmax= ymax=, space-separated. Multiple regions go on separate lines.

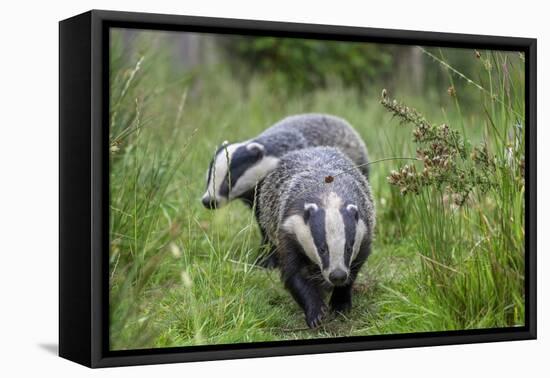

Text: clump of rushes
xmin=381 ymin=89 xmax=495 ymax=205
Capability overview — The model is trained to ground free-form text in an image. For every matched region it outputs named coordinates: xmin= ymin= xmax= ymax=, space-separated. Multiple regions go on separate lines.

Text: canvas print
xmin=108 ymin=28 xmax=526 ymax=350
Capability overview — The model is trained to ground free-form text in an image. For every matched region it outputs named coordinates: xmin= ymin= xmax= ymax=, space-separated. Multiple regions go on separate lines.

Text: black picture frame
xmin=59 ymin=9 xmax=537 ymax=368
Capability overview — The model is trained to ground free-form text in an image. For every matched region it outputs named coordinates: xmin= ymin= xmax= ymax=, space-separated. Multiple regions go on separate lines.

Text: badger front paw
xmin=330 ymin=287 xmax=352 ymax=314
xmin=330 ymin=297 xmax=352 ymax=314
xmin=305 ymin=304 xmax=327 ymax=329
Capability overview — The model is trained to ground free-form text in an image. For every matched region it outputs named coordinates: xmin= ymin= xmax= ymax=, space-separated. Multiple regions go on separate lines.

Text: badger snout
xmin=328 ymin=269 xmax=349 ymax=286
xmin=201 ymin=195 xmax=220 ymax=209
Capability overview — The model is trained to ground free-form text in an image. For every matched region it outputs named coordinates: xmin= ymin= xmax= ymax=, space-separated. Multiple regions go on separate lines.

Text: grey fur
xmin=257 ymin=146 xmax=375 ymax=327
xmin=258 ymin=146 xmax=375 ymax=260
xmin=253 ymin=113 xmax=370 ymax=177
xmin=203 ymin=113 xmax=370 ymax=207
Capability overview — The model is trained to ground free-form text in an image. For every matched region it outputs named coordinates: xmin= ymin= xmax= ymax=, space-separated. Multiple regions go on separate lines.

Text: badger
xmin=201 ymin=113 xmax=369 ymax=267
xmin=202 ymin=113 xmax=369 ymax=209
xmin=257 ymin=147 xmax=375 ymax=328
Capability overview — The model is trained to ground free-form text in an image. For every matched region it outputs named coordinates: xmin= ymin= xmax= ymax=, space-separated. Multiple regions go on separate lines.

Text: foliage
xmin=224 ymin=36 xmax=393 ymax=93
xmin=382 ymin=90 xmax=497 ymax=204
xmin=379 ymin=53 xmax=525 ymax=330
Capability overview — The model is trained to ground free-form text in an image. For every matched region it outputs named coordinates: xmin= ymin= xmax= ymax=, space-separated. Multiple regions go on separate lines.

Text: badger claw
xmin=306 ymin=304 xmax=327 ymax=329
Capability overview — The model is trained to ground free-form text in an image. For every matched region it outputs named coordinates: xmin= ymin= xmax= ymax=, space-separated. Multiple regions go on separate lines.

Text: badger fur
xmin=202 ymin=114 xmax=369 ymax=268
xmin=202 ymin=113 xmax=369 ymax=209
xmin=258 ymin=147 xmax=375 ymax=328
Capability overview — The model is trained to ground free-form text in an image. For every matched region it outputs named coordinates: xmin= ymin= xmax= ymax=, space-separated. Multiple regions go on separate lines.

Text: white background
xmin=0 ymin=0 xmax=546 ymax=376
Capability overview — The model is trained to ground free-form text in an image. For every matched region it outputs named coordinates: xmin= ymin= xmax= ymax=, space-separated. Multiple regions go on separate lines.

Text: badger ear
xmin=303 ymin=203 xmax=318 ymax=223
xmin=246 ymin=142 xmax=265 ymax=158
xmin=346 ymin=204 xmax=359 ymax=221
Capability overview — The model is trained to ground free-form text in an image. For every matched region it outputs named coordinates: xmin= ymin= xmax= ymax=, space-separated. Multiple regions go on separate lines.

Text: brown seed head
xmin=447 ymin=86 xmax=456 ymax=97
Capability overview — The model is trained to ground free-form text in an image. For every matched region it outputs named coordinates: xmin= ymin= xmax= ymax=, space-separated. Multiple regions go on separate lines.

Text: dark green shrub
xmin=223 ymin=36 xmax=393 ymax=93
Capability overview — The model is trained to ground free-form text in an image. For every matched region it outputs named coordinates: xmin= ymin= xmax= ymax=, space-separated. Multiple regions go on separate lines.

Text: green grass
xmin=108 ymin=32 xmax=525 ymax=350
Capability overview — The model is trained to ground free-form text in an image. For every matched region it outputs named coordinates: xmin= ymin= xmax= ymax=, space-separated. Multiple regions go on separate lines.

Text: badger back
xmin=203 ymin=114 xmax=369 ymax=210
xmin=264 ymin=114 xmax=370 ymax=177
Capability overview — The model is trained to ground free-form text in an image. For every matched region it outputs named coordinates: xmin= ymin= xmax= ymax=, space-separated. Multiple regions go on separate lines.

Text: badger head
xmin=202 ymin=140 xmax=279 ymax=209
xmin=283 ymin=192 xmax=367 ymax=286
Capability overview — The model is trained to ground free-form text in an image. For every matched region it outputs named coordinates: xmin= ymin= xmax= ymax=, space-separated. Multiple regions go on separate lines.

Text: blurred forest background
xmin=115 ymin=29 xmax=485 ymax=104
xmin=109 ymin=29 xmax=525 ymax=350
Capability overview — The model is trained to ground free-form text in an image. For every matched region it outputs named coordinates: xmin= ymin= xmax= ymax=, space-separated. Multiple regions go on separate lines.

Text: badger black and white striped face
xmin=282 ymin=192 xmax=367 ymax=286
xmin=201 ymin=141 xmax=280 ymax=209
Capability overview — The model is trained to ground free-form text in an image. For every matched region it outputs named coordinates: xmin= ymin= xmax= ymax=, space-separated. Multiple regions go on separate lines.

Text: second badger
xmin=258 ymin=147 xmax=375 ymax=328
